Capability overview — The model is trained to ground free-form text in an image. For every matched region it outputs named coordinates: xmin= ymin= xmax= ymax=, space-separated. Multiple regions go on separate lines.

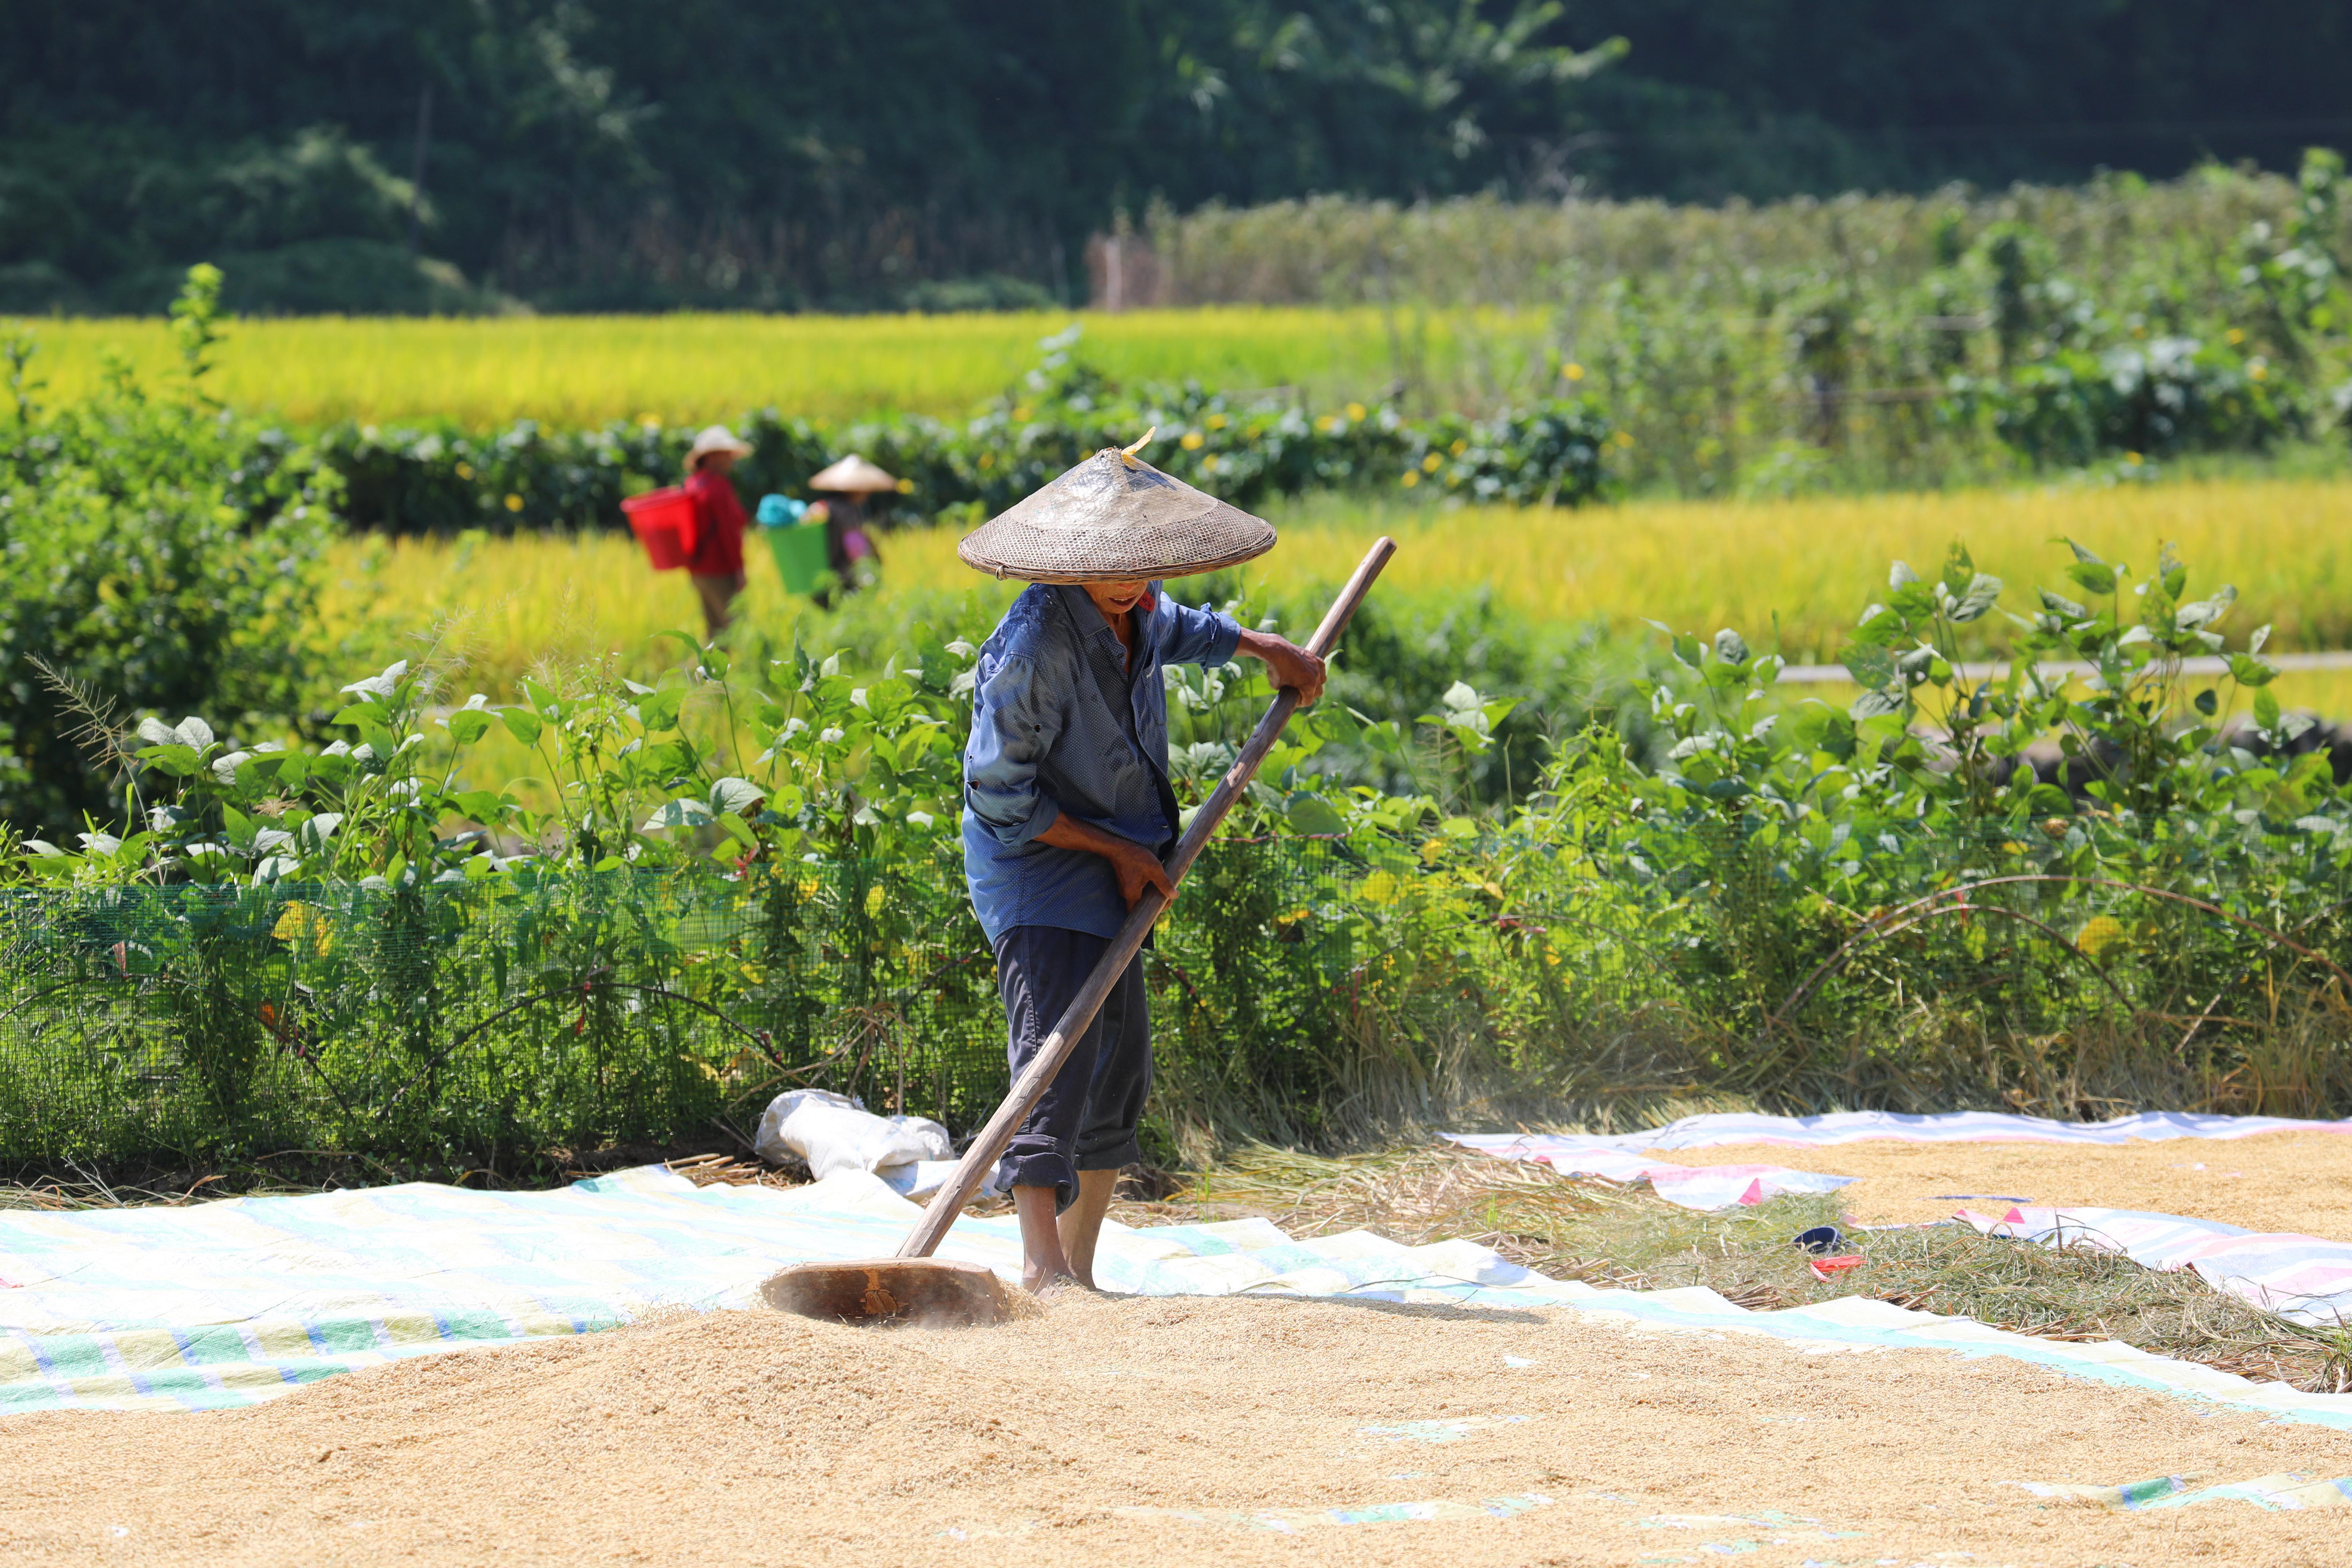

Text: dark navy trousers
xmin=991 ymin=924 xmax=1151 ymax=1210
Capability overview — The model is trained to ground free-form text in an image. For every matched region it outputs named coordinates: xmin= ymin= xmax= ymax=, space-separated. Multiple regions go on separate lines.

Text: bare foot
xmin=1021 ymin=1268 xmax=1087 ymax=1296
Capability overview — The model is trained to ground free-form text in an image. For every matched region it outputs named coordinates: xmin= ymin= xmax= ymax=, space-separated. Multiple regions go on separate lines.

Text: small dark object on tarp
xmin=1792 ymin=1225 xmax=1843 ymax=1255
xmin=1932 ymin=1194 xmax=2032 ymax=1203
xmin=761 ymin=1258 xmax=1017 ymax=1327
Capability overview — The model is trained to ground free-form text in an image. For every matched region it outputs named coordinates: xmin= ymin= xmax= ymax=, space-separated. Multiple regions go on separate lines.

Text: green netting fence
xmin=5 ymin=827 xmax=2350 ymax=1169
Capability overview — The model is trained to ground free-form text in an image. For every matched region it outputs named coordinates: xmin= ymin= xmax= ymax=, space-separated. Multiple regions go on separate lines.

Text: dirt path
xmin=1655 ymin=1130 xmax=2352 ymax=1235
xmin=3 ymin=1289 xmax=2347 ymax=1566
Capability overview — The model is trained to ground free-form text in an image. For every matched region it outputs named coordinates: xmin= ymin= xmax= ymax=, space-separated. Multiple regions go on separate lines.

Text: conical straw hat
xmin=808 ymin=454 xmax=899 ymax=493
xmin=956 ymin=445 xmax=1276 ymax=583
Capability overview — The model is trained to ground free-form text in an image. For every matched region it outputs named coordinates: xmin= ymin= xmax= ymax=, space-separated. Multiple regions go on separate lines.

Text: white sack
xmin=754 ymin=1088 xmax=953 ymax=1180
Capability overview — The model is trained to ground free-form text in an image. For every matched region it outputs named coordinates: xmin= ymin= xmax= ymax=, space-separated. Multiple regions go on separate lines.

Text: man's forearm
xmin=1232 ymin=628 xmax=1328 ymax=705
xmin=1036 ymin=812 xmax=1146 ymax=862
xmin=1036 ymin=809 xmax=1175 ymax=908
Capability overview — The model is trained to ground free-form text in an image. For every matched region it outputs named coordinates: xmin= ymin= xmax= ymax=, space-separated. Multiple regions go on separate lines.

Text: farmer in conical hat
xmin=807 ymin=453 xmax=898 ymax=604
xmin=958 ymin=433 xmax=1325 ymax=1292
xmin=683 ymin=425 xmax=755 ymax=635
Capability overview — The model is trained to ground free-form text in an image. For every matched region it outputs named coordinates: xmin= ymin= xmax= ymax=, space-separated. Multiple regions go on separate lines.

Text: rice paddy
xmin=333 ymin=474 xmax=2352 ymax=714
xmin=3 ymin=307 xmax=1526 ymax=428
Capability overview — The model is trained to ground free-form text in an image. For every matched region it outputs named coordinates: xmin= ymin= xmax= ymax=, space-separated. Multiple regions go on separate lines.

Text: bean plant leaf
xmin=2227 ymin=652 xmax=2278 ymax=687
xmin=709 ymin=777 xmax=765 ymax=817
xmin=2174 ymin=585 xmax=2237 ymax=631
xmin=638 ymin=689 xmax=685 ymax=732
xmin=2066 ymin=560 xmax=2118 ymax=596
xmin=2254 ymin=687 xmax=2281 ymax=728
xmin=1285 ymin=795 xmax=1348 ymax=837
xmin=1850 ymin=690 xmax=1906 ymax=719
xmin=501 ymin=709 xmax=544 ymax=745
xmin=1841 ymin=644 xmax=1895 ymax=689
xmin=446 ymin=710 xmax=493 ymax=746
xmin=642 ymin=798 xmax=715 ymax=831
xmin=1949 ymin=572 xmax=2003 ymax=623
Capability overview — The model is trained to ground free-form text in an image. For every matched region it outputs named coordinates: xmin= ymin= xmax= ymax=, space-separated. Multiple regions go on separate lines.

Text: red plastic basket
xmin=622 ymin=487 xmax=699 ymax=570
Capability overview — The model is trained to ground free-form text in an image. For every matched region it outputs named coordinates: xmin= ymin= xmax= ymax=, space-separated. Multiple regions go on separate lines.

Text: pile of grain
xmin=5 ymin=1287 xmax=2347 ymax=1565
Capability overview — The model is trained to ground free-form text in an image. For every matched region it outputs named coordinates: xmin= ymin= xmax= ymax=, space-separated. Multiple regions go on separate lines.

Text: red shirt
xmin=684 ymin=470 xmax=748 ymax=576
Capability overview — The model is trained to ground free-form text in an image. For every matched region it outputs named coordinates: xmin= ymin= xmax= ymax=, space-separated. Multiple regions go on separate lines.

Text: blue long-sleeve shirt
xmin=962 ymin=582 xmax=1242 ymax=944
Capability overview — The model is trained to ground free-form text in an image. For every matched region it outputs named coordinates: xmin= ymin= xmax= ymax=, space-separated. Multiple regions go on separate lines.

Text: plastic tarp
xmin=1958 ymin=1204 xmax=2352 ymax=1328
xmin=1579 ymin=1110 xmax=2352 ymax=1151
xmin=7 ymin=1165 xmax=2352 ymax=1432
xmin=1439 ymin=1134 xmax=1855 ymax=1210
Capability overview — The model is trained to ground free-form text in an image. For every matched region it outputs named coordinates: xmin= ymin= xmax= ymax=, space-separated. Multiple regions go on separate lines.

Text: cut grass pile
xmin=1147 ymin=1143 xmax=2352 ymax=1396
xmin=3 ymin=308 xmax=1522 ymax=428
xmin=331 ymin=475 xmax=2352 ymax=716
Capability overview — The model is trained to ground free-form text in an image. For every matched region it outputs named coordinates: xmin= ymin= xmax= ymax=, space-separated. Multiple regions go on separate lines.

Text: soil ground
xmin=5 ymin=1288 xmax=2350 ymax=1567
xmin=1658 ymin=1130 xmax=2352 ymax=1235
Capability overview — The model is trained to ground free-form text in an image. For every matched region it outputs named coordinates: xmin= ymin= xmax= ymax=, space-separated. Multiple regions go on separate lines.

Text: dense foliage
xmin=0 ymin=270 xmax=334 ymax=830
xmin=5 ymin=529 xmax=2349 ymax=1168
xmin=1151 ymin=152 xmax=2352 ymax=494
xmin=8 ymin=0 xmax=2352 ymax=312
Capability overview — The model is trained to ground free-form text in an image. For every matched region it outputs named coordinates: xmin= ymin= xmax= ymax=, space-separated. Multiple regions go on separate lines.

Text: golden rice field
xmin=331 ymin=474 xmax=2352 ymax=714
xmin=4 ymin=307 xmax=1524 ymax=428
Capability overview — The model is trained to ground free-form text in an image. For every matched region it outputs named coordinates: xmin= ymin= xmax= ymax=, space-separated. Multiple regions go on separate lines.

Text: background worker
xmin=805 ymin=454 xmax=898 ymax=606
xmin=956 ymin=439 xmax=1325 ymax=1292
xmin=683 ymin=425 xmax=754 ymax=636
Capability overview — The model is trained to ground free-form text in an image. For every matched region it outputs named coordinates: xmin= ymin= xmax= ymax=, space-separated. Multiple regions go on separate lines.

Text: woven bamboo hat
xmin=808 ymin=454 xmax=899 ymax=494
xmin=956 ymin=433 xmax=1276 ymax=583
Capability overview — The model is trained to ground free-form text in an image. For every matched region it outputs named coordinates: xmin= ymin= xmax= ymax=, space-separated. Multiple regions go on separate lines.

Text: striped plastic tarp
xmin=1438 ymin=1134 xmax=1856 ymax=1209
xmin=1957 ymin=1205 xmax=2352 ymax=1327
xmin=4 ymin=1165 xmax=2350 ymax=1435
xmin=1599 ymin=1110 xmax=2352 ymax=1151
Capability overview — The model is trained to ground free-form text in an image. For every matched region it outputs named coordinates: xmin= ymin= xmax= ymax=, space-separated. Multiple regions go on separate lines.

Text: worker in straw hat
xmin=957 ymin=433 xmax=1325 ymax=1292
xmin=805 ymin=453 xmax=898 ymax=605
xmin=683 ymin=425 xmax=756 ymax=635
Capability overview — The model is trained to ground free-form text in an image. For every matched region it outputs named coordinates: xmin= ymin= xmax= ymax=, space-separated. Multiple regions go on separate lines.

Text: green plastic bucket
xmin=767 ymin=525 xmax=830 ymax=596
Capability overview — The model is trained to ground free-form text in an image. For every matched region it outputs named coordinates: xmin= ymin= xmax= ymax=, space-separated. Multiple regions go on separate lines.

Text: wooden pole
xmin=896 ymin=536 xmax=1398 ymax=1258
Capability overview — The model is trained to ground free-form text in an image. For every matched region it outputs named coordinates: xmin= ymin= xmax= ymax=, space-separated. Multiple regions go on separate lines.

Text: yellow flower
xmin=978 ymin=451 xmax=994 ymax=469
xmin=1180 ymin=431 xmax=1205 ymax=450
xmin=1315 ymin=414 xmax=1337 ymax=432
xmin=1206 ymin=413 xmax=1228 ymax=431
xmin=2249 ymin=361 xmax=2268 ymax=381
xmin=2076 ymin=915 xmax=2128 ymax=958
xmin=1013 ymin=405 xmax=1032 ymax=422
xmin=454 ymin=463 xmax=474 ymax=479
xmin=504 ymin=493 xmax=524 ymax=512
xmin=1614 ymin=430 xmax=1635 ymax=448
xmin=2226 ymin=328 xmax=2246 ymax=345
xmin=1345 ymin=402 xmax=1366 ymax=421
xmin=1200 ymin=454 xmax=1218 ymax=473
xmin=2124 ymin=451 xmax=2143 ymax=465
xmin=1400 ymin=471 xmax=1420 ymax=487
xmin=1421 ymin=453 xmax=1442 ymax=473
xmin=1449 ymin=439 xmax=1467 ymax=457
xmin=896 ymin=477 xmax=915 ymax=492
xmin=1563 ymin=362 xmax=1585 ymax=381
xmin=273 ymin=902 xmax=334 ymax=955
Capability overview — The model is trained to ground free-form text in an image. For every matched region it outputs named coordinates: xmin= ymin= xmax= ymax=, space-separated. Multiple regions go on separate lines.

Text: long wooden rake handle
xmin=897 ymin=536 xmax=1399 ymax=1258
